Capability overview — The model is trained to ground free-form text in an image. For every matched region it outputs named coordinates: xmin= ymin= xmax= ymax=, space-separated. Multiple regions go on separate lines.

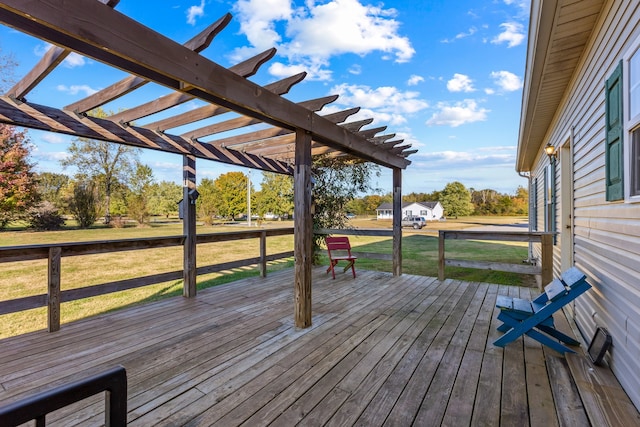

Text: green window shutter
xmin=605 ymin=60 xmax=624 ymax=201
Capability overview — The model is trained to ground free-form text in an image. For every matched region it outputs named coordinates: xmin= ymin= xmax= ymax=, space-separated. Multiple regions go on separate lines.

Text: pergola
xmin=0 ymin=0 xmax=414 ymax=328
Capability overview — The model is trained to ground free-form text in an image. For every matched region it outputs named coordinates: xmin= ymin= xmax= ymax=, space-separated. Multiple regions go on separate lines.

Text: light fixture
xmin=544 ymin=143 xmax=557 ymax=161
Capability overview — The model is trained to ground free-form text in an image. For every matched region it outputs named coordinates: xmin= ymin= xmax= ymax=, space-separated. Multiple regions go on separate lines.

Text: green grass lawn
xmin=0 ymin=216 xmax=530 ymax=338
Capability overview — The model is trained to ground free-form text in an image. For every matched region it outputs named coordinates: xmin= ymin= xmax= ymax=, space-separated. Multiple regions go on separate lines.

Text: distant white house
xmin=376 ymin=201 xmax=443 ymax=221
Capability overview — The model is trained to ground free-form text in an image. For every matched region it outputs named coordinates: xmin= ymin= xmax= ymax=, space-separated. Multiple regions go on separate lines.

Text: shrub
xmin=67 ymin=182 xmax=98 ymax=228
xmin=27 ymin=201 xmax=65 ymax=231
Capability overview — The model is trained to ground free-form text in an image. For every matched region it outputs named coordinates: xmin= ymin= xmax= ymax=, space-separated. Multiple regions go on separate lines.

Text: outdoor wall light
xmin=545 ymin=143 xmax=557 ymax=161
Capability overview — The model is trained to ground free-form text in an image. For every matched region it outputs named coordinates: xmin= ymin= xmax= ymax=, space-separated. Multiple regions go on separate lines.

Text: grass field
xmin=0 ymin=216 xmax=529 ymax=338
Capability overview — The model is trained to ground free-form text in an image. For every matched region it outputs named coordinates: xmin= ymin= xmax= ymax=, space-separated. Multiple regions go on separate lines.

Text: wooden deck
xmin=0 ymin=269 xmax=595 ymax=426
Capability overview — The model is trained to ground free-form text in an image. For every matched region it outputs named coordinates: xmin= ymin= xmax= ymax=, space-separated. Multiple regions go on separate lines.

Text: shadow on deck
xmin=0 ymin=268 xmax=624 ymax=426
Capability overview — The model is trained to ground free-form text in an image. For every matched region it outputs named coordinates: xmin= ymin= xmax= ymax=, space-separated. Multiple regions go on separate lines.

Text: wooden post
xmin=294 ymin=128 xmax=313 ymax=328
xmin=183 ymin=155 xmax=197 ymax=297
xmin=48 ymin=246 xmax=61 ymax=332
xmin=259 ymin=230 xmax=267 ymax=278
xmin=438 ymin=230 xmax=445 ymax=281
xmin=392 ymin=168 xmax=402 ymax=276
xmin=540 ymin=233 xmax=553 ymax=290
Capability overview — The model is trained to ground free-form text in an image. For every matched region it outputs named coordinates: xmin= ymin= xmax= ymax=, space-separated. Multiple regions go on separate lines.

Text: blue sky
xmin=0 ymin=0 xmax=530 ymax=195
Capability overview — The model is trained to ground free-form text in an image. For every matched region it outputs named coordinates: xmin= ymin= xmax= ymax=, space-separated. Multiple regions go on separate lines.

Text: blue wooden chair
xmin=493 ymin=267 xmax=591 ymax=354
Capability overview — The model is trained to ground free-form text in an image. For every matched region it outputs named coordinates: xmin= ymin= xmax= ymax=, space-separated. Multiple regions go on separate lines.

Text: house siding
xmin=530 ymin=0 xmax=640 ymax=409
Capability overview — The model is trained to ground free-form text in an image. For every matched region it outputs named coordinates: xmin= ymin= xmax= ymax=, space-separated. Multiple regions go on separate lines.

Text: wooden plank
xmin=392 ymin=168 xmax=402 ymax=276
xmin=438 ymin=230 xmax=445 ymax=281
xmin=183 ymin=155 xmax=197 ymax=297
xmin=47 ymin=247 xmax=61 ymax=333
xmin=107 ymin=48 xmax=276 ymax=124
xmin=545 ymin=353 xmax=590 ymax=427
xmin=183 ymin=95 xmax=336 ymax=140
xmin=445 ymin=258 xmax=541 ymax=275
xmin=4 ymin=0 xmax=118 ymax=100
xmin=293 ymin=129 xmax=312 ymax=328
xmin=0 ymin=0 xmax=410 ymax=169
xmin=144 ymin=73 xmax=306 ymax=131
xmin=413 ymin=282 xmax=488 ymax=425
xmin=314 ymin=228 xmax=393 ymax=237
xmin=522 ymin=287 xmax=559 ymax=427
xmin=566 ymin=353 xmax=640 ymax=426
xmin=64 ymin=14 xmax=232 ymax=113
xmin=0 ymin=97 xmax=294 ymax=174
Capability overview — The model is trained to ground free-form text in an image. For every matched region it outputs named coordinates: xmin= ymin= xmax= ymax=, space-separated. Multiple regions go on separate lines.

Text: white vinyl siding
xmin=530 ymin=0 xmax=640 ymax=410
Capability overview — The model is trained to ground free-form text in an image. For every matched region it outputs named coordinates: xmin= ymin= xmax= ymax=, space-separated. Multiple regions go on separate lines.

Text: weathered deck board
xmin=0 ymin=268 xmax=612 ymax=426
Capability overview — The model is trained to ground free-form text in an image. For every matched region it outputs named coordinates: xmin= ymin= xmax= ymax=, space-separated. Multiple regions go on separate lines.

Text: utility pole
xmin=247 ymin=171 xmax=252 ymax=227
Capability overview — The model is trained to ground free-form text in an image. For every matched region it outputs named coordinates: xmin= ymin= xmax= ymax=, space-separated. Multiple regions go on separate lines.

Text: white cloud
xmin=233 ymin=0 xmax=414 ymax=81
xmin=186 ymin=0 xmax=205 ymax=25
xmin=234 ymin=0 xmax=292 ymax=51
xmin=63 ymin=53 xmax=86 ymax=68
xmin=442 ymin=26 xmax=477 ymax=43
xmin=348 ymin=64 xmax=362 ymax=75
xmin=268 ymin=61 xmax=332 ymax=81
xmin=331 ymin=83 xmax=429 ymax=115
xmin=407 ymin=75 xmax=425 ymax=86
xmin=411 ymin=148 xmax=515 ymax=171
xmin=42 ymin=134 xmax=65 ymax=144
xmin=491 ymin=22 xmax=525 ymax=48
xmin=56 ymin=84 xmax=98 ymax=96
xmin=32 ymin=147 xmax=70 ymax=162
xmin=490 ymin=70 xmax=523 ymax=91
xmin=447 ymin=74 xmax=475 ymax=93
xmin=426 ymin=99 xmax=489 ymax=127
xmin=34 ymin=43 xmax=86 ymax=68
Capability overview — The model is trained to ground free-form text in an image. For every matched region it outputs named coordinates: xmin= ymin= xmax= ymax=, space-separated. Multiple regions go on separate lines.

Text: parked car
xmin=401 ymin=216 xmax=426 ymax=229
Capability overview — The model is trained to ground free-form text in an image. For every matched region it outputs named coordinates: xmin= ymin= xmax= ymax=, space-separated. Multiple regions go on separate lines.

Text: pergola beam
xmin=143 ymin=73 xmax=306 ymax=132
xmin=0 ymin=0 xmax=410 ymax=169
xmin=0 ymin=96 xmax=293 ymax=174
xmin=4 ymin=0 xmax=118 ymax=100
xmin=183 ymin=95 xmax=338 ymax=140
xmin=107 ymin=48 xmax=277 ymax=124
xmin=64 ymin=13 xmax=232 ymax=114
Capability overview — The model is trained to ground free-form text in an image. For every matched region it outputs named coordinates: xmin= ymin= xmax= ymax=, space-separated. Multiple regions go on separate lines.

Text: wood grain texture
xmin=0 ymin=269 xmax=622 ymax=425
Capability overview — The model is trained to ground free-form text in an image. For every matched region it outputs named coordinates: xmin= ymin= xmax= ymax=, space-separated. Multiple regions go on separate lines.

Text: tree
xmin=36 ymin=172 xmax=70 ymax=209
xmin=126 ymin=163 xmax=154 ymax=225
xmin=0 ymin=124 xmax=39 ymax=228
xmin=0 ymin=47 xmax=17 ymax=92
xmin=196 ymin=178 xmax=219 ymax=225
xmin=61 ymin=108 xmax=140 ymax=224
xmin=213 ymin=171 xmax=249 ymax=220
xmin=440 ymin=181 xmax=473 ymax=218
xmin=255 ymin=172 xmax=293 ymax=218
xmin=312 ymin=156 xmax=380 ymax=261
xmin=148 ymin=180 xmax=182 ymax=217
xmin=66 ymin=181 xmax=98 ymax=228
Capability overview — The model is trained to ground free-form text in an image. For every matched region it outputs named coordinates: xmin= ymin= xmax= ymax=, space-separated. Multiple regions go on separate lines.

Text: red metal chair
xmin=325 ymin=236 xmax=357 ymax=279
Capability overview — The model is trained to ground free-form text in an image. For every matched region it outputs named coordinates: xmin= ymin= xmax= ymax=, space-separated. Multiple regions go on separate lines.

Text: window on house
xmin=544 ymin=165 xmax=553 ymax=232
xmin=629 ymin=46 xmax=640 ymax=196
xmin=532 ymin=178 xmax=538 ymax=231
xmin=624 ymin=36 xmax=640 ymax=199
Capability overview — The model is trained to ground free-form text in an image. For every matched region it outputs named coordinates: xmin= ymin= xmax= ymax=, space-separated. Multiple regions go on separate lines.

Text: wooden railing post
xmin=259 ymin=230 xmax=267 ymax=278
xmin=438 ymin=230 xmax=445 ymax=281
xmin=48 ymin=246 xmax=61 ymax=332
xmin=540 ymin=233 xmax=553 ymax=289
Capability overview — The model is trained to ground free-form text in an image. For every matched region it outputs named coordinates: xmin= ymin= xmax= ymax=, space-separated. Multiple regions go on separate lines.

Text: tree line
xmin=1 ymin=121 xmax=527 ymax=231
xmin=346 ymin=181 xmax=528 ymax=218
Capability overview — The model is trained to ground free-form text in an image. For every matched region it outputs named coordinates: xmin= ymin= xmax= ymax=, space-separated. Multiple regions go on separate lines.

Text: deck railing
xmin=438 ymin=230 xmax=553 ymax=289
xmin=0 ymin=365 xmax=127 ymax=427
xmin=0 ymin=228 xmax=294 ymax=332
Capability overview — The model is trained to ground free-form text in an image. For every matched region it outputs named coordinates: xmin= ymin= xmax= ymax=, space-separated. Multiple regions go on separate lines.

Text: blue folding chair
xmin=493 ymin=267 xmax=591 ymax=354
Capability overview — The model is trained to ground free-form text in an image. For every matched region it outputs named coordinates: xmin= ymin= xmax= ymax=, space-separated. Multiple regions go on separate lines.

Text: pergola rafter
xmin=0 ymin=0 xmax=416 ymax=328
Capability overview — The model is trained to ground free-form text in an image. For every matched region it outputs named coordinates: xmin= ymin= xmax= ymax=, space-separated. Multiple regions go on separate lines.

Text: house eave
xmin=517 ymin=0 xmax=606 ymax=172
